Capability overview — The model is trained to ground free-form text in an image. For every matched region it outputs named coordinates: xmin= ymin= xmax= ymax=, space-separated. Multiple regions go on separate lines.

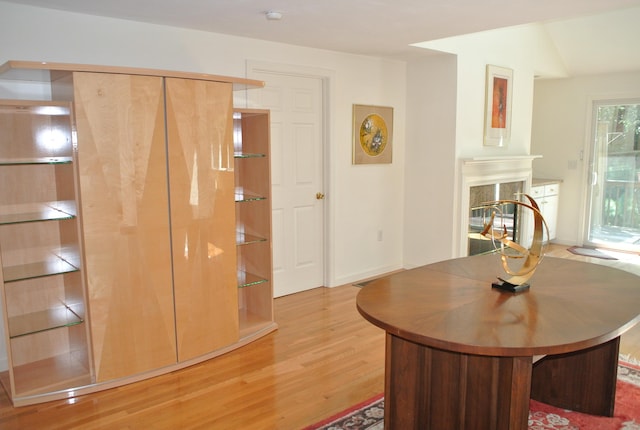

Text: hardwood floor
xmin=1 ymin=244 xmax=639 ymax=429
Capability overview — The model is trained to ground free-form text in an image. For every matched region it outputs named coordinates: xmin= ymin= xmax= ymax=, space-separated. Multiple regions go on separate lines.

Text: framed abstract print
xmin=484 ymin=65 xmax=513 ymax=147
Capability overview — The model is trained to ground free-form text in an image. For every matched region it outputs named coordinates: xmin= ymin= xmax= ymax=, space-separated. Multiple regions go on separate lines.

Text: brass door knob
xmin=316 ymin=192 xmax=325 ymax=200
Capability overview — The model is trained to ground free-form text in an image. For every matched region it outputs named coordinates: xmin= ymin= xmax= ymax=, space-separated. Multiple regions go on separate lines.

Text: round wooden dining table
xmin=356 ymin=254 xmax=640 ymax=430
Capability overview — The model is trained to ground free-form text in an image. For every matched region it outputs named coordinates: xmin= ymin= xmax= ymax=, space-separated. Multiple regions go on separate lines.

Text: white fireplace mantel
xmin=462 ymin=155 xmax=542 ymax=177
xmin=457 ymin=155 xmax=542 ymax=256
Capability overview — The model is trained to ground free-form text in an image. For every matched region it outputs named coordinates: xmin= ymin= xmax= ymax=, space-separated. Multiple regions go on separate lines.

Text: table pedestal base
xmin=384 ymin=334 xmax=620 ymax=430
xmin=531 ymin=337 xmax=619 ymax=416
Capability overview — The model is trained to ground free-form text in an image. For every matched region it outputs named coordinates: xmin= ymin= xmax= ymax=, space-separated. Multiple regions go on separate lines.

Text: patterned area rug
xmin=305 ymin=361 xmax=640 ymax=430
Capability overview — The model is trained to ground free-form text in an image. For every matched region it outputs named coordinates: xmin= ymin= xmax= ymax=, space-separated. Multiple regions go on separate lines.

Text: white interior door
xmin=249 ymin=70 xmax=325 ymax=297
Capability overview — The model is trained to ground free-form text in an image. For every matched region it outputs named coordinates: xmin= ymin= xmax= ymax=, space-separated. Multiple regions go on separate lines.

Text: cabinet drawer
xmin=544 ymin=184 xmax=559 ymax=196
xmin=530 ymin=186 xmax=544 ymax=198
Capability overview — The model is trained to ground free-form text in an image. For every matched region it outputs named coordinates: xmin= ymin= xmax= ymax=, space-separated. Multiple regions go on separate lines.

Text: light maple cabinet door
xmin=73 ymin=72 xmax=177 ymax=381
xmin=165 ymin=78 xmax=239 ymax=362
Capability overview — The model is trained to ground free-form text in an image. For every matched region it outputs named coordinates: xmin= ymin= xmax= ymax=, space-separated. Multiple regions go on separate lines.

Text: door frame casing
xmin=244 ymin=60 xmax=334 ymax=290
xmin=581 ymin=95 xmax=603 ymax=248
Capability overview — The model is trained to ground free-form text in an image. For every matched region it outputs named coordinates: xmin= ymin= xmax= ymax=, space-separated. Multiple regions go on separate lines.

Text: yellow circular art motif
xmin=359 ymin=114 xmax=388 ymax=156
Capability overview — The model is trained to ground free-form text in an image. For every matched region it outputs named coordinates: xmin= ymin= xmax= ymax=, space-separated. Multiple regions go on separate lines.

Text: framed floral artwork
xmin=352 ymin=104 xmax=393 ymax=164
xmin=484 ymin=65 xmax=513 ymax=147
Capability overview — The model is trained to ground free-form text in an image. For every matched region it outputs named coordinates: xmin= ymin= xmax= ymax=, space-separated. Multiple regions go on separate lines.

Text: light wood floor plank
xmin=0 ymin=244 xmax=638 ymax=429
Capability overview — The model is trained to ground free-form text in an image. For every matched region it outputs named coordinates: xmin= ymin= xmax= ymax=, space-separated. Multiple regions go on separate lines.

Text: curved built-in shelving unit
xmin=0 ymin=62 xmax=276 ymax=407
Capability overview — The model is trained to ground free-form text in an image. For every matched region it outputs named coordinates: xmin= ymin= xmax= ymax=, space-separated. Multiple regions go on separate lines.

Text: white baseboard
xmin=331 ymin=263 xmax=403 ymax=287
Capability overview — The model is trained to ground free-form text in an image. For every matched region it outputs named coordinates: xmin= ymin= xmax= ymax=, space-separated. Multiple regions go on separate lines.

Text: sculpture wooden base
xmin=492 ymin=279 xmax=530 ymax=293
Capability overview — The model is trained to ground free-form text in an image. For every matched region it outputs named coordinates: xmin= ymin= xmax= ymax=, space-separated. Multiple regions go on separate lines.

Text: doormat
xmin=304 ymin=361 xmax=640 ymax=430
xmin=568 ymin=246 xmax=618 ymax=260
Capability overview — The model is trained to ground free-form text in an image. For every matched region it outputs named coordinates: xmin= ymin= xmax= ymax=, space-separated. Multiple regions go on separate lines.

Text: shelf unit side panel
xmin=72 ymin=72 xmax=177 ymax=382
xmin=0 ymin=222 xmax=63 ymax=269
xmin=238 ymin=281 xmax=274 ymax=328
xmin=237 ymin=114 xmax=271 ymax=199
xmin=0 ymin=251 xmax=15 ymax=398
xmin=0 ymin=164 xmax=69 ymax=206
xmin=0 ymin=102 xmax=73 ymax=160
xmin=235 ymin=199 xmax=272 ymax=246
xmin=10 ymin=326 xmax=92 ymax=398
xmin=165 ymin=78 xmax=239 ymax=362
xmin=4 ymin=274 xmax=69 ymax=318
xmin=9 ymin=328 xmax=71 ymax=366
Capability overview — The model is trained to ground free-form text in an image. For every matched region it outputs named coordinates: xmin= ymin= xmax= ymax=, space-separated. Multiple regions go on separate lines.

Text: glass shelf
xmin=0 ymin=157 xmax=73 ymax=166
xmin=0 ymin=102 xmax=70 ymax=115
xmin=236 ymin=231 xmax=268 ymax=246
xmin=3 ymin=254 xmax=80 ymax=283
xmin=8 ymin=305 xmax=83 ymax=338
xmin=237 ymin=270 xmax=268 ymax=288
xmin=0 ymin=200 xmax=76 ymax=225
xmin=234 ymin=152 xmax=266 ymax=159
xmin=235 ymin=188 xmax=267 ymax=203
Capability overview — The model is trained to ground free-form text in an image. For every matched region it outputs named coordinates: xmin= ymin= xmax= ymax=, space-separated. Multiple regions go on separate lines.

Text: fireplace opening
xmin=468 ymin=181 xmax=525 ymax=256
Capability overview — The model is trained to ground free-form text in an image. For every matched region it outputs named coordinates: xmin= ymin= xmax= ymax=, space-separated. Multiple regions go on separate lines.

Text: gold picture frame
xmin=483 ymin=65 xmax=513 ymax=147
xmin=352 ymin=104 xmax=393 ymax=164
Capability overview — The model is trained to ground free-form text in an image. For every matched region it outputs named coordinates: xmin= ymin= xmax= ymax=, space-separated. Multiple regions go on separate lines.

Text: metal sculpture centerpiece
xmin=479 ymin=194 xmax=549 ymax=292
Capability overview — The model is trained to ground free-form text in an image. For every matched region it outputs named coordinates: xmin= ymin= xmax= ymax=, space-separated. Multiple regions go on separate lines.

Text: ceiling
xmin=5 ymin=0 xmax=640 ymax=75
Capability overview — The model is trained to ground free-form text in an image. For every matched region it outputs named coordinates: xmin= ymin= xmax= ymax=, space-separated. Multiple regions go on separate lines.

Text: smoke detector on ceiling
xmin=265 ymin=11 xmax=283 ymax=21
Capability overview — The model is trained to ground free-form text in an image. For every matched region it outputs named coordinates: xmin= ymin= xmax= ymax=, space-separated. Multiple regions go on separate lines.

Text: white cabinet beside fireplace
xmin=530 ymin=179 xmax=561 ymax=242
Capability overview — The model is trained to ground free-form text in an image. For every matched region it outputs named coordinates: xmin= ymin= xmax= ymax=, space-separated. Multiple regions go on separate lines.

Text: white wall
xmin=403 ymin=53 xmax=458 ymax=267
xmin=531 ymin=71 xmax=640 ymax=245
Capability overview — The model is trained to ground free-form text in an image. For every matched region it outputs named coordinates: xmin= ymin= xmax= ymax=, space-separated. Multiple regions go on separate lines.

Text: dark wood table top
xmin=357 ymin=254 xmax=640 ymax=357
